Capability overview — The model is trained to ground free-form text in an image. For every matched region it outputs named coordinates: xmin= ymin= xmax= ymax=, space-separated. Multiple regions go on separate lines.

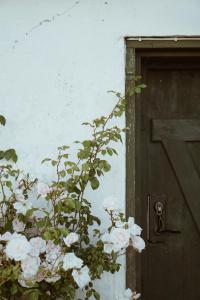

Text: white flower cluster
xmin=63 ymin=253 xmax=91 ymax=289
xmin=13 ymin=188 xmax=32 ymax=215
xmin=102 ymin=197 xmax=145 ymax=254
xmin=0 ymin=230 xmax=90 ymax=289
xmin=13 ymin=182 xmax=50 ymax=216
xmin=116 ymin=289 xmax=141 ymax=300
xmin=0 ymin=183 xmax=145 ymax=298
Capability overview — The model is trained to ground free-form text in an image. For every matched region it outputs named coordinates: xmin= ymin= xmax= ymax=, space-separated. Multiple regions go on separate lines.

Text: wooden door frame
xmin=125 ymin=37 xmax=200 ymax=292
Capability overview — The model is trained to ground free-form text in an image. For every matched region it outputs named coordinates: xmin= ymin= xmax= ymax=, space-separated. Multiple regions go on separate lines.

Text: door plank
xmin=162 ymin=139 xmax=200 ymax=234
xmin=153 ymin=119 xmax=200 ymax=141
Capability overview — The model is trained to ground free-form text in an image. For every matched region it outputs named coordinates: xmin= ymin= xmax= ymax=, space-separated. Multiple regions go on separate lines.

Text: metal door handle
xmin=147 ymin=194 xmax=181 ymax=243
xmin=147 ymin=194 xmax=164 ymax=244
xmin=154 ymin=200 xmax=181 ymax=234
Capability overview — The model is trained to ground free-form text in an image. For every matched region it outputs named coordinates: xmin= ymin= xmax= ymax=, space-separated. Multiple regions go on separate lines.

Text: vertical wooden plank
xmin=125 ymin=46 xmax=137 ymax=291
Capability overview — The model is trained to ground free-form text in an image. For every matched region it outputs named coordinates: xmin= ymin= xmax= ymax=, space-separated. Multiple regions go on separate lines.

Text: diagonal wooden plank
xmin=162 ymin=139 xmax=200 ymax=234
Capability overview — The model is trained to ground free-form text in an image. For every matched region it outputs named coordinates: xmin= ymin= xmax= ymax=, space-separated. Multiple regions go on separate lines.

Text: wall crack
xmin=12 ymin=1 xmax=80 ymax=50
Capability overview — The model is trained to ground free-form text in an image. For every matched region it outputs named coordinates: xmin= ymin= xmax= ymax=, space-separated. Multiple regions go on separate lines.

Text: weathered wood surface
xmin=129 ymin=53 xmax=200 ymax=300
xmin=152 ymin=119 xmax=200 ymax=141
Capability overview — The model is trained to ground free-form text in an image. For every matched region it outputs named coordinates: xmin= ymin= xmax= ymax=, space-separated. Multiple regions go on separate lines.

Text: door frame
xmin=125 ymin=37 xmax=200 ymax=292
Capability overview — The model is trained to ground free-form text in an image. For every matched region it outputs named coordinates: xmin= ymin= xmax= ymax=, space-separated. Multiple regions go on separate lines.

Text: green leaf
xmin=112 ymin=148 xmax=118 ymax=155
xmin=103 ymin=161 xmax=111 ymax=172
xmin=51 ymin=160 xmax=58 ymax=166
xmin=107 ymin=148 xmax=113 ymax=156
xmin=83 ymin=140 xmax=92 ymax=148
xmin=11 ymin=283 xmax=18 ymax=295
xmin=43 ymin=230 xmax=52 ymax=240
xmin=90 ymin=177 xmax=99 ymax=190
xmin=82 ymin=162 xmax=90 ymax=171
xmin=0 ymin=151 xmax=4 ymax=159
xmin=134 ymin=84 xmax=146 ymax=94
xmin=60 ymin=170 xmax=66 ymax=178
xmin=93 ymin=291 xmax=100 ymax=300
xmin=24 ymin=289 xmax=41 ymax=300
xmin=58 ymin=145 xmax=69 ymax=151
xmin=66 ymin=198 xmax=76 ymax=209
xmin=138 ymin=83 xmax=147 ymax=89
xmin=97 ymin=264 xmax=104 ymax=275
xmin=5 ymin=181 xmax=12 ymax=189
xmin=4 ymin=149 xmax=17 ymax=163
xmin=101 ymin=150 xmax=106 ymax=156
xmin=77 ymin=149 xmax=91 ymax=159
xmin=0 ymin=115 xmax=6 ymax=126
xmin=92 ymin=215 xmax=101 ymax=225
xmin=97 ymin=169 xmax=103 ymax=177
xmin=86 ymin=290 xmax=93 ymax=298
xmin=41 ymin=158 xmax=51 ymax=164
xmin=60 ymin=227 xmax=69 ymax=236
xmin=26 ymin=208 xmax=38 ymax=217
xmin=37 ymin=218 xmax=48 ymax=228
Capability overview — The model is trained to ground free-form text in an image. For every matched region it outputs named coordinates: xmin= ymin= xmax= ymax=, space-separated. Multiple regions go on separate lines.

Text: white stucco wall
xmin=0 ymin=0 xmax=200 ymax=299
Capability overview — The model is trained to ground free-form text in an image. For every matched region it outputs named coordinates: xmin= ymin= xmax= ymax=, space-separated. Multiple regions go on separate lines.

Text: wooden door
xmin=137 ymin=55 xmax=200 ymax=300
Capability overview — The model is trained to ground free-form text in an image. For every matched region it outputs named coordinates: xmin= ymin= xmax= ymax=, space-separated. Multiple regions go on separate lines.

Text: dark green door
xmin=138 ymin=56 xmax=200 ymax=300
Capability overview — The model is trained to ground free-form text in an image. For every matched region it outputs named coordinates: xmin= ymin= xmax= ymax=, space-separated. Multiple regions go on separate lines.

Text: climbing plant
xmin=0 ymin=80 xmax=146 ymax=300
xmin=0 ymin=115 xmax=17 ymax=163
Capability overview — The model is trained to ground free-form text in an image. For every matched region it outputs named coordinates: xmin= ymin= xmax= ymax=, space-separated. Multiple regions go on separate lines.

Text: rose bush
xmin=0 ymin=81 xmax=146 ymax=300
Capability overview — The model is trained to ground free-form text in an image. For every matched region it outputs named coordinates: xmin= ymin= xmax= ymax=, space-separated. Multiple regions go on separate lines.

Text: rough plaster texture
xmin=0 ymin=0 xmax=200 ymax=299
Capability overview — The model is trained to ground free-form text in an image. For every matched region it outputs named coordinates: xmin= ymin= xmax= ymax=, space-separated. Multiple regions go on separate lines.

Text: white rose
xmin=18 ymin=275 xmax=36 ymax=288
xmin=129 ymin=224 xmax=142 ymax=236
xmin=127 ymin=217 xmax=135 ymax=225
xmin=46 ymin=241 xmax=62 ymax=264
xmin=37 ymin=182 xmax=50 ymax=197
xmin=110 ymin=228 xmax=130 ymax=251
xmin=13 ymin=201 xmax=32 ymax=215
xmin=101 ymin=233 xmax=115 ymax=254
xmin=131 ymin=236 xmax=145 ymax=253
xmin=5 ymin=236 xmax=31 ymax=261
xmin=21 ymin=255 xmax=40 ymax=279
xmin=126 ymin=217 xmax=142 ymax=236
xmin=101 ymin=232 xmax=111 ymax=243
xmin=116 ymin=288 xmax=140 ymax=300
xmin=46 ymin=240 xmax=60 ymax=253
xmin=132 ymin=292 xmax=141 ymax=300
xmin=63 ymin=253 xmax=83 ymax=271
xmin=0 ymin=231 xmax=12 ymax=241
xmin=124 ymin=288 xmax=133 ymax=299
xmin=15 ymin=189 xmax=25 ymax=203
xmin=49 ymin=254 xmax=63 ymax=269
xmin=12 ymin=218 xmax=25 ymax=232
xmin=30 ymin=237 xmax=46 ymax=256
xmin=72 ymin=265 xmax=91 ymax=289
xmin=103 ymin=243 xmax=115 ymax=254
xmin=63 ymin=232 xmax=79 ymax=247
xmin=46 ymin=241 xmax=61 ymax=258
xmin=11 ymin=232 xmax=25 ymax=239
xmin=115 ymin=217 xmax=142 ymax=236
xmin=115 ymin=220 xmax=124 ymax=228
xmin=45 ymin=274 xmax=61 ymax=283
xmin=101 ymin=228 xmax=130 ymax=253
